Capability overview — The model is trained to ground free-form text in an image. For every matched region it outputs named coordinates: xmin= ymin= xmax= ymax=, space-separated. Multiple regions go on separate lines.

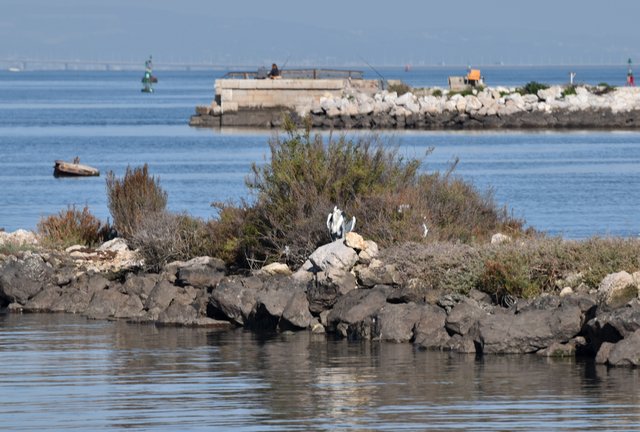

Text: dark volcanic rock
xmin=373 ymin=302 xmax=424 ymax=342
xmin=307 ymin=268 xmax=357 ymax=314
xmin=23 ymin=286 xmax=61 ymax=312
xmin=413 ymin=304 xmax=450 ymax=350
xmin=472 ymin=304 xmax=583 ymax=354
xmin=47 ymin=273 xmax=108 ymax=314
xmin=606 ymin=329 xmax=640 ymax=367
xmin=85 ymin=288 xmax=133 ymax=320
xmin=281 ymin=289 xmax=314 ymax=330
xmin=157 ymin=302 xmax=199 ymax=325
xmin=583 ymin=302 xmax=640 ymax=354
xmin=445 ymin=334 xmax=477 ymax=353
xmin=145 ymin=280 xmax=180 ymax=316
xmin=51 ymin=287 xmax=92 ymax=314
xmin=251 ymin=279 xmax=299 ymax=330
xmin=209 ymin=276 xmax=263 ymax=325
xmin=326 ymin=285 xmax=391 ymax=339
xmin=175 ymin=256 xmax=226 ymax=289
xmin=445 ymin=298 xmax=488 ymax=336
xmin=0 ymin=254 xmax=52 ymax=305
xmin=121 ymin=273 xmax=159 ymax=301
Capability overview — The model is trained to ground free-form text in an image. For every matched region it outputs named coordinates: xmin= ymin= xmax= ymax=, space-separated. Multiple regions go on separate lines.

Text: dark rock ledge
xmin=2 ymin=232 xmax=640 ymax=368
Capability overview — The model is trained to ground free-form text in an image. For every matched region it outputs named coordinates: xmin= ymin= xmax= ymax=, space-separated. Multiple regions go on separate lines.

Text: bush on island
xmin=235 ymin=117 xmax=524 ymax=267
xmin=37 ymin=204 xmax=107 ymax=248
xmin=517 ymin=81 xmax=549 ymax=95
xmin=105 ymin=164 xmax=167 ymax=239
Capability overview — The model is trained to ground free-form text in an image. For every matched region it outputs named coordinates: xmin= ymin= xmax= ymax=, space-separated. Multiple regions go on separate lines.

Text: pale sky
xmin=3 ymin=0 xmax=639 ymax=66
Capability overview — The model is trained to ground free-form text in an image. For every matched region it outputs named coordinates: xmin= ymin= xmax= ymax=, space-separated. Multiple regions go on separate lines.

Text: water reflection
xmin=1 ymin=314 xmax=639 ymax=430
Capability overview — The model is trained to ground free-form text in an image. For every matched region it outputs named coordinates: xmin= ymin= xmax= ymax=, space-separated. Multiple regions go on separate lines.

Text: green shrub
xmin=593 ymin=82 xmax=615 ymax=95
xmin=242 ymin=120 xmax=524 ymax=266
xmin=475 ymin=237 xmax=640 ymax=301
xmin=431 ymin=89 xmax=443 ymax=97
xmin=570 ymin=237 xmax=640 ymax=287
xmin=37 ymin=205 xmax=106 ymax=248
xmin=382 ymin=236 xmax=640 ymax=303
xmin=208 ymin=201 xmax=255 ymax=268
xmin=387 ymin=81 xmax=412 ymax=96
xmin=562 ymin=85 xmax=577 ymax=97
xmin=449 ymin=88 xmax=474 ymax=97
xmin=517 ymin=81 xmax=549 ymax=95
xmin=105 ymin=164 xmax=167 ymax=239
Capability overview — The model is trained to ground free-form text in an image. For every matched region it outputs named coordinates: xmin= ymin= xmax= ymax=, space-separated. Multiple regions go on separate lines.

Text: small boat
xmin=54 ymin=159 xmax=100 ymax=177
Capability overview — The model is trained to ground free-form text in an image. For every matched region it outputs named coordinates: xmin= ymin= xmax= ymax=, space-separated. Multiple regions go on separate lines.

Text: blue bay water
xmin=1 ymin=68 xmax=639 ymax=237
xmin=2 ymin=68 xmax=640 ymax=430
xmin=1 ymin=314 xmax=640 ymax=431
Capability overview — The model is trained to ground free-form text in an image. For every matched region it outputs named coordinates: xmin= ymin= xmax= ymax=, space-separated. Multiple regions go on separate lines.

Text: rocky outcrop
xmin=4 ymin=232 xmax=640 ymax=367
xmin=471 ymin=302 xmax=584 ymax=354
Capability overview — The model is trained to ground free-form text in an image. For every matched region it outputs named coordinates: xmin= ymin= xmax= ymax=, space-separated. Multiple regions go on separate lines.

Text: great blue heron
xmin=326 ymin=206 xmax=356 ymax=241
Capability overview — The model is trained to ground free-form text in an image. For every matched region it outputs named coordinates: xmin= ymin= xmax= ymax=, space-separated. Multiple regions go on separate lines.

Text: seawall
xmin=189 ymin=79 xmax=640 ymax=129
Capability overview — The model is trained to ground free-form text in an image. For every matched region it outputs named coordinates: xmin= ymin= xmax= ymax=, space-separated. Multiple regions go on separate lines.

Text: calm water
xmin=1 ymin=69 xmax=640 ymax=430
xmin=1 ymin=313 xmax=640 ymax=431
xmin=1 ymin=68 xmax=639 ymax=237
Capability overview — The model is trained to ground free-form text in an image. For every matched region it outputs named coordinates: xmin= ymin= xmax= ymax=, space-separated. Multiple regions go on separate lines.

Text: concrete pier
xmin=189 ymin=78 xmax=380 ymax=127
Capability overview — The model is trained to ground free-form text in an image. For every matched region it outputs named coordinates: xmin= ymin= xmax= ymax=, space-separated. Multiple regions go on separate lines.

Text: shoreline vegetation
xmin=1 ymin=123 xmax=640 ymax=367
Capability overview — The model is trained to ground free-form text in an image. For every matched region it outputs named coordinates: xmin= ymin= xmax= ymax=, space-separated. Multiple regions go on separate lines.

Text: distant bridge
xmin=0 ymin=58 xmax=251 ymax=72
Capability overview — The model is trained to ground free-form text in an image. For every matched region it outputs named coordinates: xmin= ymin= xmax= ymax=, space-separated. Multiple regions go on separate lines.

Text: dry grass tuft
xmin=37 ymin=205 xmax=106 ymax=248
xmin=105 ymin=164 xmax=167 ymax=239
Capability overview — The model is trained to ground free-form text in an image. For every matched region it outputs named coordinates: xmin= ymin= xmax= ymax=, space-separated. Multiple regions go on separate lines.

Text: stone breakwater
xmin=2 ymin=230 xmax=640 ymax=367
xmin=189 ymin=81 xmax=640 ymax=129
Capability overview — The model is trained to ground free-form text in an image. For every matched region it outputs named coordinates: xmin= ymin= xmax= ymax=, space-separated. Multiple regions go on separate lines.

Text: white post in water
xmin=569 ymin=72 xmax=576 ymax=85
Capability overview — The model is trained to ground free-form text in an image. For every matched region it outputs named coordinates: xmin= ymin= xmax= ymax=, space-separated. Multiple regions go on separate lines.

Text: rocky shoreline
xmin=189 ymin=84 xmax=640 ymax=129
xmin=2 ymin=229 xmax=640 ymax=367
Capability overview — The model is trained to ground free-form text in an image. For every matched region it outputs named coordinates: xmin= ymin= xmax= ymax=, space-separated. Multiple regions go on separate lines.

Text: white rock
xmin=598 ymin=271 xmax=638 ymax=308
xmin=320 ymin=97 xmax=338 ymax=112
xmin=0 ymin=229 xmax=39 ymax=247
xmin=97 ymin=237 xmax=129 ymax=252
xmin=455 ymin=98 xmax=467 ymax=113
xmin=390 ymin=105 xmax=411 ymax=117
xmin=443 ymin=100 xmax=457 ymax=112
xmin=537 ymin=86 xmax=562 ymax=101
xmin=505 ymin=93 xmax=525 ymax=109
xmin=464 ymin=95 xmax=483 ymax=111
xmin=405 ymin=101 xmax=420 ymax=114
xmin=326 ymin=107 xmax=340 ymax=117
xmin=395 ymin=92 xmax=415 ymax=106
xmin=575 ymin=86 xmax=590 ymax=96
xmin=308 ymin=240 xmax=358 ymax=273
xmin=383 ymin=91 xmax=398 ymax=103
xmin=342 ymin=102 xmax=359 ymax=116
xmin=491 ymin=233 xmax=512 ymax=245
xmin=256 ymin=262 xmax=292 ymax=276
xmin=357 ymin=101 xmax=374 ymax=115
xmin=344 ymin=232 xmax=366 ymax=251
xmin=497 ymin=102 xmax=520 ymax=116
xmin=65 ymin=244 xmax=86 ymax=253
xmin=559 ymin=287 xmax=574 ymax=297
xmin=358 ymin=240 xmax=379 ymax=263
